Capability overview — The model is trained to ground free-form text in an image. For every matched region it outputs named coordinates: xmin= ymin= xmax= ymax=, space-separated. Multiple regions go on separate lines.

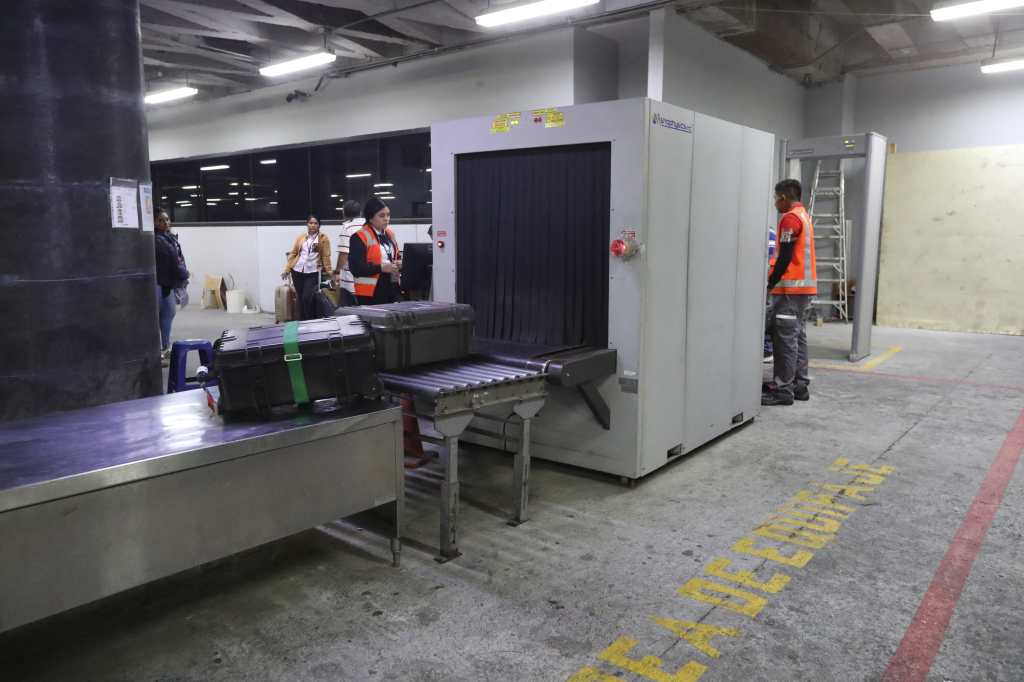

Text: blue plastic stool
xmin=168 ymin=339 xmax=216 ymax=393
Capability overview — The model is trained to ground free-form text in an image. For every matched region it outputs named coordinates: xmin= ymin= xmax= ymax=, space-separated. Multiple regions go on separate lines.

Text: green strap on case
xmin=282 ymin=321 xmax=310 ymax=405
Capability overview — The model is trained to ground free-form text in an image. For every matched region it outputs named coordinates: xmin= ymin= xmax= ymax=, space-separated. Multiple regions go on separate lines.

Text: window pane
xmin=251 ymin=148 xmax=309 ymax=220
xmin=153 ymin=161 xmax=201 ymax=223
xmin=380 ymin=133 xmax=431 ymax=219
xmin=150 ymin=130 xmax=430 ymax=224
xmin=200 ymin=155 xmax=252 ymax=221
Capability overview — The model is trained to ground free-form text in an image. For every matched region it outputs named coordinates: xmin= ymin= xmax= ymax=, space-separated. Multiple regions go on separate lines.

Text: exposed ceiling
xmin=141 ymin=0 xmax=1024 ymax=99
xmin=695 ymin=0 xmax=1024 ymax=84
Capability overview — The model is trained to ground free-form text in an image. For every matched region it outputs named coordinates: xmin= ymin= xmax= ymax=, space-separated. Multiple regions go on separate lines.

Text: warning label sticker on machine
xmin=530 ymin=108 xmax=564 ymax=128
xmin=490 ymin=111 xmax=521 ymax=133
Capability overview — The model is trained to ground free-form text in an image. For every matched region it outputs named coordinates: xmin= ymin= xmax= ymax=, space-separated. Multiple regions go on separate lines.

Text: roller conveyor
xmin=471 ymin=339 xmax=618 ymax=430
xmin=379 ymin=359 xmax=547 ymax=561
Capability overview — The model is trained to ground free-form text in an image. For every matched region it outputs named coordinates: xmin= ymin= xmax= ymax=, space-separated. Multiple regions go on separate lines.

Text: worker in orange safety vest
xmin=348 ymin=197 xmax=402 ymax=305
xmin=763 ymin=178 xmax=816 ymax=406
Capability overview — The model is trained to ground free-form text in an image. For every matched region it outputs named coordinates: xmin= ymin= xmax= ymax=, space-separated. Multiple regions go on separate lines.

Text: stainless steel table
xmin=0 ymin=390 xmax=403 ymax=633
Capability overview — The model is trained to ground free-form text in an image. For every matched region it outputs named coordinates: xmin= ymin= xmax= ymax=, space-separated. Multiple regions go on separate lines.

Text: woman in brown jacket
xmin=282 ymin=214 xmax=332 ymax=320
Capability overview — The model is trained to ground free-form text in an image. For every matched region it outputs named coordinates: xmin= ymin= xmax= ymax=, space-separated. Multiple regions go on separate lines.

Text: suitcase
xmin=275 ymin=283 xmax=297 ymax=323
xmin=214 ymin=316 xmax=379 ymax=418
xmin=315 ymin=287 xmax=341 ymax=319
xmin=334 ymin=301 xmax=474 ymax=370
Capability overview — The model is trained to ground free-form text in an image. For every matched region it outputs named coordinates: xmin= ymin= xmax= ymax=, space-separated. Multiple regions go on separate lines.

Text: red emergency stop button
xmin=610 ymin=239 xmax=638 ymax=259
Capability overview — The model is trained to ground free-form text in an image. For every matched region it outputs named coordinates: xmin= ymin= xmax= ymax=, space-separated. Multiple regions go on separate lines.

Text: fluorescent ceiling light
xmin=931 ymin=0 xmax=1024 ymax=21
xmin=981 ymin=58 xmax=1024 ymax=73
xmin=200 ymin=164 xmax=230 ymax=171
xmin=330 ymin=194 xmax=339 ymax=198
xmin=182 ymin=185 xmax=198 ymax=190
xmin=335 ymin=207 xmax=345 ymax=211
xmin=190 ymin=194 xmax=198 ymax=198
xmin=230 ymin=182 xmax=239 ymax=186
xmin=144 ymin=86 xmax=198 ymax=105
xmin=260 ymin=159 xmax=276 ymax=165
xmin=244 ymin=182 xmax=251 ymax=186
xmin=346 ymin=172 xmax=371 ymax=178
xmin=373 ymin=182 xmax=393 ymax=188
xmin=228 ymin=191 xmax=239 ymax=196
xmin=178 ymin=202 xmax=192 ymax=207
xmin=475 ymin=0 xmax=598 ymax=27
xmin=245 ymin=197 xmax=258 ymax=201
xmin=259 ymin=51 xmax=336 ymax=77
xmin=374 ymin=191 xmax=391 ymax=196
xmin=206 ymin=198 xmax=221 ymax=203
xmin=176 ymin=200 xmax=190 ymax=205
xmin=160 ymin=196 xmax=167 ymax=200
xmin=269 ymin=201 xmax=278 ymax=205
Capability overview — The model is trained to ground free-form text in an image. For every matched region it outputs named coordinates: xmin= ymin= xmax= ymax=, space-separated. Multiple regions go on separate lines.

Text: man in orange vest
xmin=763 ymin=179 xmax=816 ymax=406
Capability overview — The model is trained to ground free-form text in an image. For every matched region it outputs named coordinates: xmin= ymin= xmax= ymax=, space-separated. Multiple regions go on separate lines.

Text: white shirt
xmin=294 ymin=234 xmax=322 ymax=274
xmin=336 ymin=218 xmax=363 ymax=293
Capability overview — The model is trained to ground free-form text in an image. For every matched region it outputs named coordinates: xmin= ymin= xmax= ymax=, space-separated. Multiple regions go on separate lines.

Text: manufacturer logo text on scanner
xmin=652 ymin=113 xmax=693 ymax=133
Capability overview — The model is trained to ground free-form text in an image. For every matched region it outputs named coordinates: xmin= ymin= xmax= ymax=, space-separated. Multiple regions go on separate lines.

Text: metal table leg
xmin=509 ymin=398 xmax=545 ymax=527
xmin=433 ymin=413 xmax=473 ymax=563
xmin=439 ymin=434 xmax=460 ymax=561
xmin=391 ymin=418 xmax=404 ymax=568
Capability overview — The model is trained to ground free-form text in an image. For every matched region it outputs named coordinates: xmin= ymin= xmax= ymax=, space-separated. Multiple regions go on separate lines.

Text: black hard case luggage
xmin=334 ymin=301 xmax=475 ymax=370
xmin=214 ymin=316 xmax=380 ymax=417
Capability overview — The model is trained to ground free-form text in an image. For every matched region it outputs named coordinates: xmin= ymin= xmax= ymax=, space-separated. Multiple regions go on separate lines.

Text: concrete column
xmin=0 ymin=0 xmax=161 ymax=420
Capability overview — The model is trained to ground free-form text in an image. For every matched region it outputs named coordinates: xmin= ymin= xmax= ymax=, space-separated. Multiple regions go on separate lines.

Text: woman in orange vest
xmin=348 ymin=197 xmax=402 ymax=305
xmin=763 ymin=179 xmax=816 ymax=407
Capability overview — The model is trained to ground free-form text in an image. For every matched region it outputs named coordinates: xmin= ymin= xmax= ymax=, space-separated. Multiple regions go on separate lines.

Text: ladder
xmin=808 ymin=160 xmax=849 ymax=321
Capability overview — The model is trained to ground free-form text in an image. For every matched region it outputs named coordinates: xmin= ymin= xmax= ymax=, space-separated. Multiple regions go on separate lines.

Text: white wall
xmin=572 ymin=27 xmax=619 ymax=104
xmin=651 ymin=10 xmax=805 ymax=140
xmin=176 ymin=223 xmax=430 ymax=313
xmin=148 ymin=30 xmax=575 ymax=161
xmin=590 ymin=17 xmax=649 ymax=100
xmin=855 ymin=63 xmax=1024 ymax=153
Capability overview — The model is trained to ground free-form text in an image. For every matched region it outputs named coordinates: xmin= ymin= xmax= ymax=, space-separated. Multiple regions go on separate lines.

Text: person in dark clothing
xmin=348 ymin=197 xmax=402 ymax=305
xmin=153 ymin=209 xmax=189 ymax=364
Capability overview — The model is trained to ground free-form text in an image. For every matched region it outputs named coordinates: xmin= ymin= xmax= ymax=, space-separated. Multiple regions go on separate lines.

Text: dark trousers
xmin=291 ymin=270 xmax=320 ymax=321
xmin=769 ymin=294 xmax=811 ymax=398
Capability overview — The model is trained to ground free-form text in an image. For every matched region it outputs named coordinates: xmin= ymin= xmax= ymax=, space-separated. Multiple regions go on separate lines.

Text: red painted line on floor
xmin=881 ymin=408 xmax=1024 ymax=682
xmin=812 ymin=365 xmax=1024 ymax=392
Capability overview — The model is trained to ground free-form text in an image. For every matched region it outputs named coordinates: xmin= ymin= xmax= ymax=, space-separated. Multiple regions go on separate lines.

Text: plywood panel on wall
xmin=877 ymin=145 xmax=1024 ymax=335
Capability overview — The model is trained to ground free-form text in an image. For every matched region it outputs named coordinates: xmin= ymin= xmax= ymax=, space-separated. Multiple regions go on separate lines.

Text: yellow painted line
xmin=808 ymin=345 xmax=903 ymax=373
xmin=856 ymin=345 xmax=903 ymax=372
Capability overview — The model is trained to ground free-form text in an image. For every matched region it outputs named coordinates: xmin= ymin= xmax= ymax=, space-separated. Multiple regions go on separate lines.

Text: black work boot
xmin=794 ymin=385 xmax=809 ymax=401
xmin=761 ymin=390 xmax=794 ymax=406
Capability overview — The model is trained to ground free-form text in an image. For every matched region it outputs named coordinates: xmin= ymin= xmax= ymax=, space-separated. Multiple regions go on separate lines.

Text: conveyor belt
xmin=379 ymin=359 xmax=547 ymax=417
xmin=470 ymin=339 xmax=617 ymax=429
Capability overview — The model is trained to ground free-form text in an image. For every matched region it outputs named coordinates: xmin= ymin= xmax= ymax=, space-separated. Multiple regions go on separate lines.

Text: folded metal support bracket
xmin=578 ymin=380 xmax=610 ymax=430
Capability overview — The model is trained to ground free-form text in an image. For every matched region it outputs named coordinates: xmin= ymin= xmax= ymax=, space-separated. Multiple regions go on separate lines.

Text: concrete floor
xmin=2 ymin=310 xmax=1023 ymax=681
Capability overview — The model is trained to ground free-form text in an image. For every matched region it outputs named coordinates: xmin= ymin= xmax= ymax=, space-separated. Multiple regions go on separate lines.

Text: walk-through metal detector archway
xmin=782 ymin=132 xmax=887 ymax=362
